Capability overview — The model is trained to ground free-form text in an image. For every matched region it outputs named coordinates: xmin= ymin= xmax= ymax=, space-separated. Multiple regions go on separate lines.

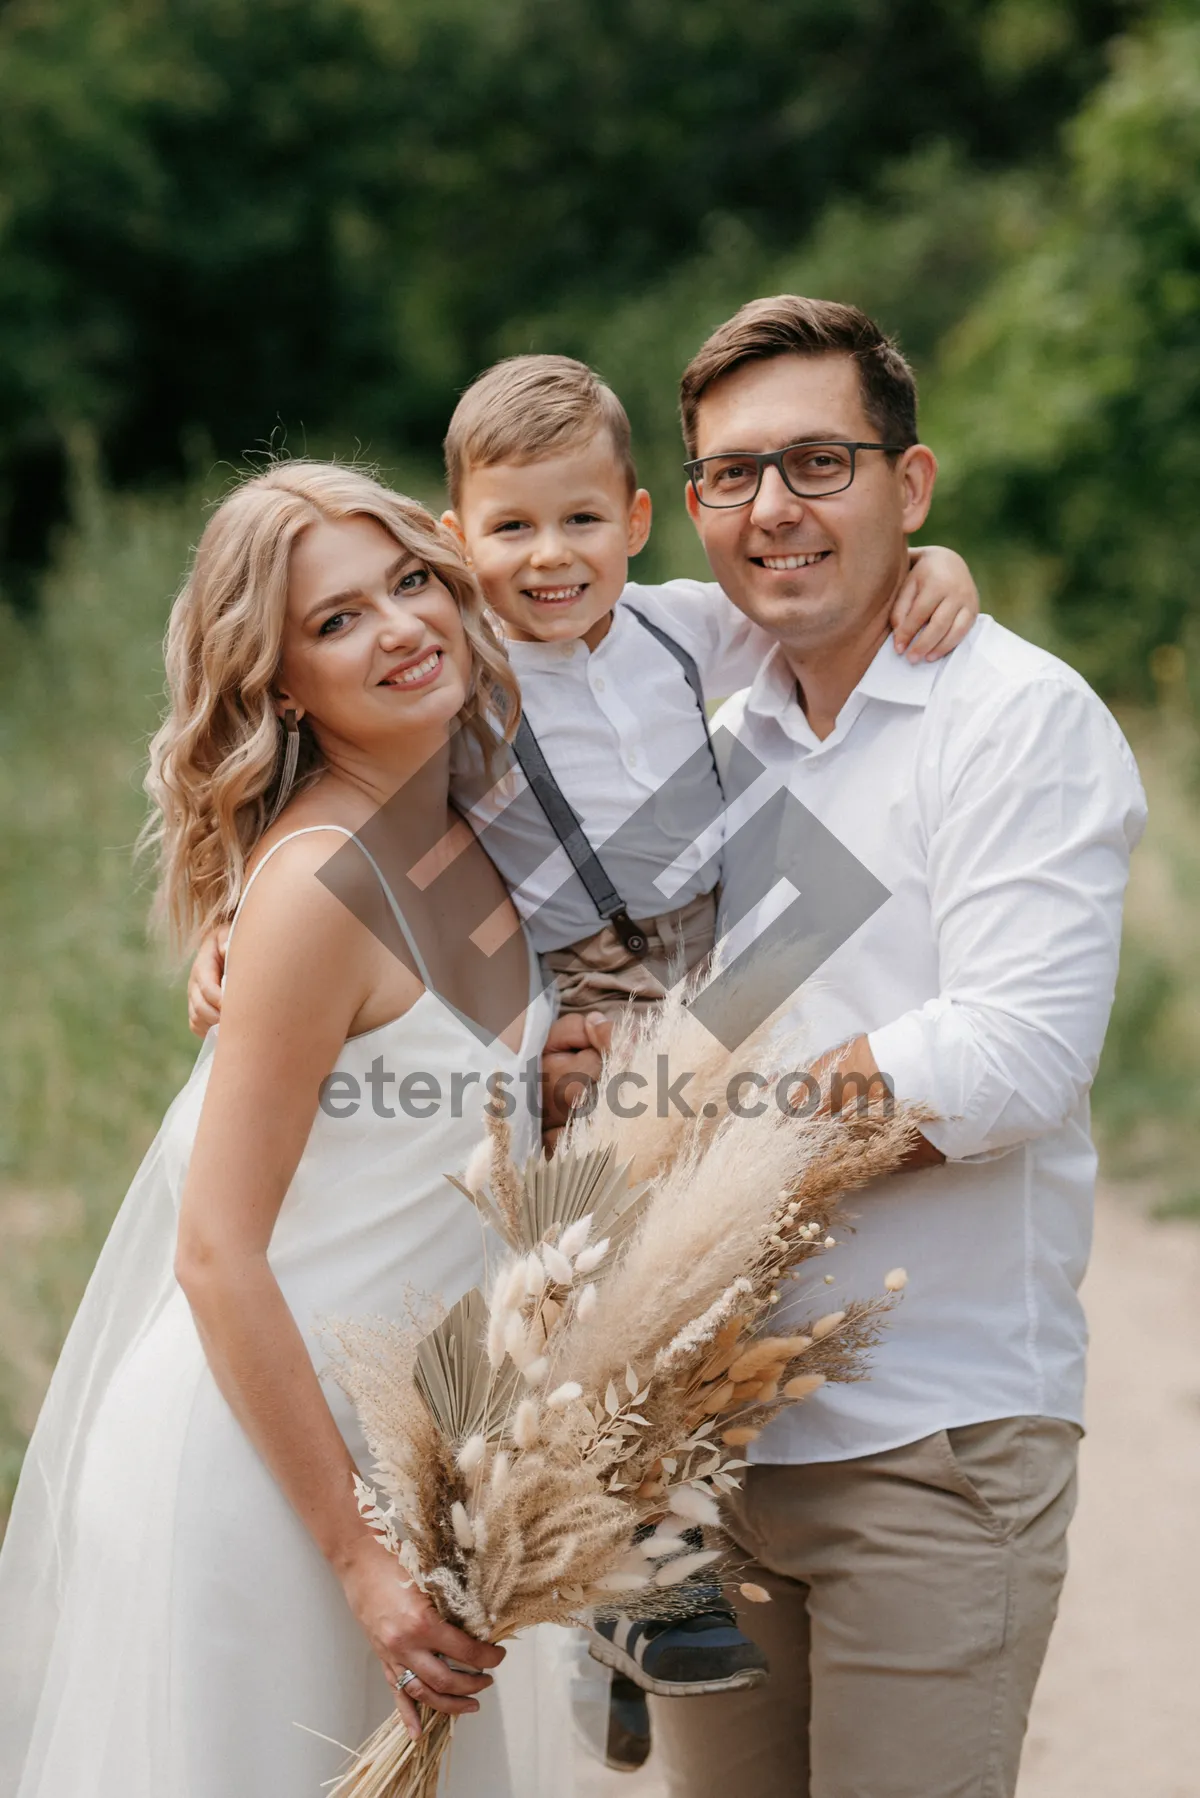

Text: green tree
xmin=0 ymin=0 xmax=1128 ymax=597
xmin=928 ymin=7 xmax=1200 ymax=698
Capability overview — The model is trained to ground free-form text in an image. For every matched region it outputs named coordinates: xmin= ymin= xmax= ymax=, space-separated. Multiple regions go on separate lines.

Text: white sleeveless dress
xmin=0 ymin=827 xmax=578 ymax=1798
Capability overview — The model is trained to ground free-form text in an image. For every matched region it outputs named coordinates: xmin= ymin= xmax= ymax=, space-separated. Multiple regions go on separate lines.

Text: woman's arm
xmin=174 ymin=838 xmax=501 ymax=1736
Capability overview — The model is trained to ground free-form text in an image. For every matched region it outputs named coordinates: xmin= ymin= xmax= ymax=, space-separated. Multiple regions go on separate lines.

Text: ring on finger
xmin=393 ymin=1668 xmax=419 ymax=1694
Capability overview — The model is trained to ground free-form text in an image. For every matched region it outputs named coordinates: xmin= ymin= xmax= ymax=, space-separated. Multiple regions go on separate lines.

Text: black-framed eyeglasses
xmin=684 ymin=440 xmax=907 ymax=508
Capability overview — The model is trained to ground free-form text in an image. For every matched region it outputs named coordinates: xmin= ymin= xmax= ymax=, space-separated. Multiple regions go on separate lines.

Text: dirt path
xmin=578 ymin=1188 xmax=1200 ymax=1796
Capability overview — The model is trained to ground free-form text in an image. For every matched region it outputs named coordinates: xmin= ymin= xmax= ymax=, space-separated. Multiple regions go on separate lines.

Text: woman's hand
xmin=540 ymin=1010 xmax=613 ymax=1146
xmin=188 ymin=926 xmax=229 ymax=1037
xmin=339 ymin=1539 xmax=505 ymax=1740
xmin=891 ymin=545 xmax=980 ymax=662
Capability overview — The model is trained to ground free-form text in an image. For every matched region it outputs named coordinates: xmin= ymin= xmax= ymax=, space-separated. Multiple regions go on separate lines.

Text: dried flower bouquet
xmin=326 ymin=984 xmax=919 ymax=1796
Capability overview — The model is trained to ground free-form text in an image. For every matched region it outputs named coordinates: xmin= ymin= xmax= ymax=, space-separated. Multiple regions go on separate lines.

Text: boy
xmin=439 ymin=354 xmax=977 ymax=1029
xmin=188 ymin=355 xmax=979 ymax=1764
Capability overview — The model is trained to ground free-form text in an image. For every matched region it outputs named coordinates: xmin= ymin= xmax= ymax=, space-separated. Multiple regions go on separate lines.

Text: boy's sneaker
xmin=584 ymin=1610 xmax=769 ymax=1697
xmin=605 ymin=1676 xmax=652 ymax=1771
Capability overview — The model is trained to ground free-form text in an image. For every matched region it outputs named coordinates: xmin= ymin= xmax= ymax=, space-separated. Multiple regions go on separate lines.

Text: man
xmin=546 ymin=295 xmax=1146 ymax=1796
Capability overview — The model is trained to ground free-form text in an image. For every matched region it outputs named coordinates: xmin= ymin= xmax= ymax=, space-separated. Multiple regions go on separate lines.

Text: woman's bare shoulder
xmin=225 ymin=821 xmax=385 ymax=1022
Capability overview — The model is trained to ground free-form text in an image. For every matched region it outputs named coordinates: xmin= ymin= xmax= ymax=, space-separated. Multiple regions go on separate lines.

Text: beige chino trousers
xmin=543 ymin=888 xmax=718 ymax=1024
xmin=652 ymin=1416 xmax=1080 ymax=1798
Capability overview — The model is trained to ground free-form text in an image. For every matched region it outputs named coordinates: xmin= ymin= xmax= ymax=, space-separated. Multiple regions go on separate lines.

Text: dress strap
xmin=225 ymin=825 xmax=435 ymax=990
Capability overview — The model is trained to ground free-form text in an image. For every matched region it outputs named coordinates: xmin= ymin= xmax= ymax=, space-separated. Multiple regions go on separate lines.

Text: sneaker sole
xmin=585 ymin=1633 xmax=769 ymax=1697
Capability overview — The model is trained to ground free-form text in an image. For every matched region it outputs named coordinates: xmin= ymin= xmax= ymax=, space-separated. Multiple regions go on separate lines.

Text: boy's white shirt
xmin=452 ymin=579 xmax=771 ymax=952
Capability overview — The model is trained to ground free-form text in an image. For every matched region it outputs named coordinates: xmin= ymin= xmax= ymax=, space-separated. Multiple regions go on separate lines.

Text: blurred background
xmin=1 ymin=0 xmax=1198 ymax=1785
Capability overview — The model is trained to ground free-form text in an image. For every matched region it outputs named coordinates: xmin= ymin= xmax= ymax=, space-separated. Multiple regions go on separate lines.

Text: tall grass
xmin=0 ymin=458 xmax=199 ymax=1505
xmin=1091 ymin=706 xmax=1200 ymax=1218
xmin=1 ymin=472 xmax=1198 ymax=1517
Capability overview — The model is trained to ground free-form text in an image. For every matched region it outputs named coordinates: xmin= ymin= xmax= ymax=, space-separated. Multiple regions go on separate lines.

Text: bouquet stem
xmin=328 ymin=1707 xmax=452 ymax=1798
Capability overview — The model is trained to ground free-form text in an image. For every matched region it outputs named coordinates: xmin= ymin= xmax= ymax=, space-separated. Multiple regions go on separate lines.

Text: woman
xmin=0 ymin=463 xmax=558 ymax=1796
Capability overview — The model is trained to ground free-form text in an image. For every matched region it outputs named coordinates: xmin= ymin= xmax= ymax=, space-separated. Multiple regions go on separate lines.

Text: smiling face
xmin=450 ymin=436 xmax=652 ymax=650
xmin=685 ymin=352 xmax=936 ymax=663
xmin=274 ymin=513 xmax=472 ymax=761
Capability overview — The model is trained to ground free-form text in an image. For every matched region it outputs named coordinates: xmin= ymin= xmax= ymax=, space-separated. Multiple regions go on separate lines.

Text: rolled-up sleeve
xmin=867 ymin=678 xmax=1147 ymax=1160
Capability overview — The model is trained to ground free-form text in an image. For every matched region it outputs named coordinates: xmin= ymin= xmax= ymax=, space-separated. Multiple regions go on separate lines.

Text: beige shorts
xmin=651 ymin=1415 xmax=1081 ymax=1798
xmin=542 ymin=887 xmax=718 ymax=1024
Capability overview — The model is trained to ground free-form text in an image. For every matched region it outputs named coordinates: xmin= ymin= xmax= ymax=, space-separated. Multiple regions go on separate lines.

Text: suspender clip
xmin=607 ymin=909 xmax=649 ymax=959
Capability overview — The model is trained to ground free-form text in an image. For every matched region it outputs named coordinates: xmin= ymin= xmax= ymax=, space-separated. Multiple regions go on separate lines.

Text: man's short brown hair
xmin=679 ymin=296 xmax=918 ymax=459
xmin=444 ymin=353 xmax=636 ymax=509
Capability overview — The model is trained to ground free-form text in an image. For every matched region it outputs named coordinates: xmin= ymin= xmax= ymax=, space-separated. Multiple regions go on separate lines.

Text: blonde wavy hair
xmin=143 ymin=460 xmax=519 ymax=950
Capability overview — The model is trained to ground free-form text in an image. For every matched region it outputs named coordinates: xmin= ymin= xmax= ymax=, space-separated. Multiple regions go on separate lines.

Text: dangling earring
xmin=265 ymin=708 xmax=300 ymax=828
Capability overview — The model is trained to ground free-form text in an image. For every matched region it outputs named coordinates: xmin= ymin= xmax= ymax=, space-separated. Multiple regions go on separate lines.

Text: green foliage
xmin=1089 ymin=705 xmax=1200 ymax=1212
xmin=0 ymin=459 xmax=198 ymax=1508
xmin=927 ymin=11 xmax=1200 ymax=695
xmin=0 ymin=0 xmax=1128 ymax=581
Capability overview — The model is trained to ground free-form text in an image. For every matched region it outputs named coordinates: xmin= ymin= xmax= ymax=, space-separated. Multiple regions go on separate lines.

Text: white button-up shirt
xmin=455 ymin=581 xmax=770 ymax=951
xmin=714 ymin=616 xmax=1147 ymax=1463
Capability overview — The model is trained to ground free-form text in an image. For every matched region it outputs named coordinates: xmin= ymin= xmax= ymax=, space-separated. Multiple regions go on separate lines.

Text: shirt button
xmin=594 ymin=675 xmax=605 ymax=691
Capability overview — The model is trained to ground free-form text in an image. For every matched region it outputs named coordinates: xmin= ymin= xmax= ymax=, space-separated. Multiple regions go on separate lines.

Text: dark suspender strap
xmin=509 ymin=610 xmax=724 ymax=959
xmin=511 ymin=715 xmax=649 ymax=956
xmin=624 ymin=608 xmax=726 ymax=799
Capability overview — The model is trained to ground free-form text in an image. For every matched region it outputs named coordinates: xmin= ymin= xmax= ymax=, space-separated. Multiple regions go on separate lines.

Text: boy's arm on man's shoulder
xmin=621 ymin=578 xmax=774 ymax=698
xmin=866 ymin=676 xmax=1147 ymax=1161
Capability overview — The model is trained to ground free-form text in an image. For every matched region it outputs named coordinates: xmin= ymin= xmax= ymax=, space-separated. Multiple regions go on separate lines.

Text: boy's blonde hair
xmin=445 ymin=354 xmax=637 ymax=508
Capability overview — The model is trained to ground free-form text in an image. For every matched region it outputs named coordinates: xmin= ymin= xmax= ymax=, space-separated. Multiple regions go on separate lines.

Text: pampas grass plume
xmin=574 ymin=1239 xmax=609 ymax=1275
xmin=451 ymin=1502 xmax=475 ymax=1550
xmin=542 ymin=1243 xmax=574 ymax=1285
xmin=782 ymin=1373 xmax=825 ymax=1399
xmin=504 ymin=1311 xmax=533 ymax=1367
xmin=512 ymin=1400 xmax=540 ymax=1449
xmin=595 ymin=1570 xmax=651 ymax=1593
xmin=524 ymin=1252 xmax=546 ymax=1295
xmin=486 ymin=1309 xmax=508 ymax=1368
xmin=638 ymin=1533 xmax=688 ymax=1558
xmin=653 ymin=1549 xmax=722 ymax=1586
xmin=558 ymin=1215 xmax=593 ymax=1258
xmin=462 ymin=1137 xmax=491 ymax=1197
xmin=811 ymin=1310 xmax=846 ymax=1339
xmin=500 ymin=1260 xmax=527 ymax=1311
xmin=456 ymin=1434 xmax=486 ymax=1474
xmin=667 ymin=1486 xmax=721 ymax=1526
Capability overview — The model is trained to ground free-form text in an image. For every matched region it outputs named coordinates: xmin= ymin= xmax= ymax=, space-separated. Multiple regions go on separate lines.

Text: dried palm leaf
xmin=519 ymin=1142 xmax=648 ymax=1251
xmin=412 ymin=1288 xmax=519 ymax=1444
xmin=449 ymin=1138 xmax=648 ymax=1260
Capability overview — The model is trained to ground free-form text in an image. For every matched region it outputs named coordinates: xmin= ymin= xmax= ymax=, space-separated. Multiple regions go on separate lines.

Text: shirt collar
xmin=503 ymin=634 xmax=588 ymax=674
xmin=745 ymin=631 xmax=941 ymax=748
